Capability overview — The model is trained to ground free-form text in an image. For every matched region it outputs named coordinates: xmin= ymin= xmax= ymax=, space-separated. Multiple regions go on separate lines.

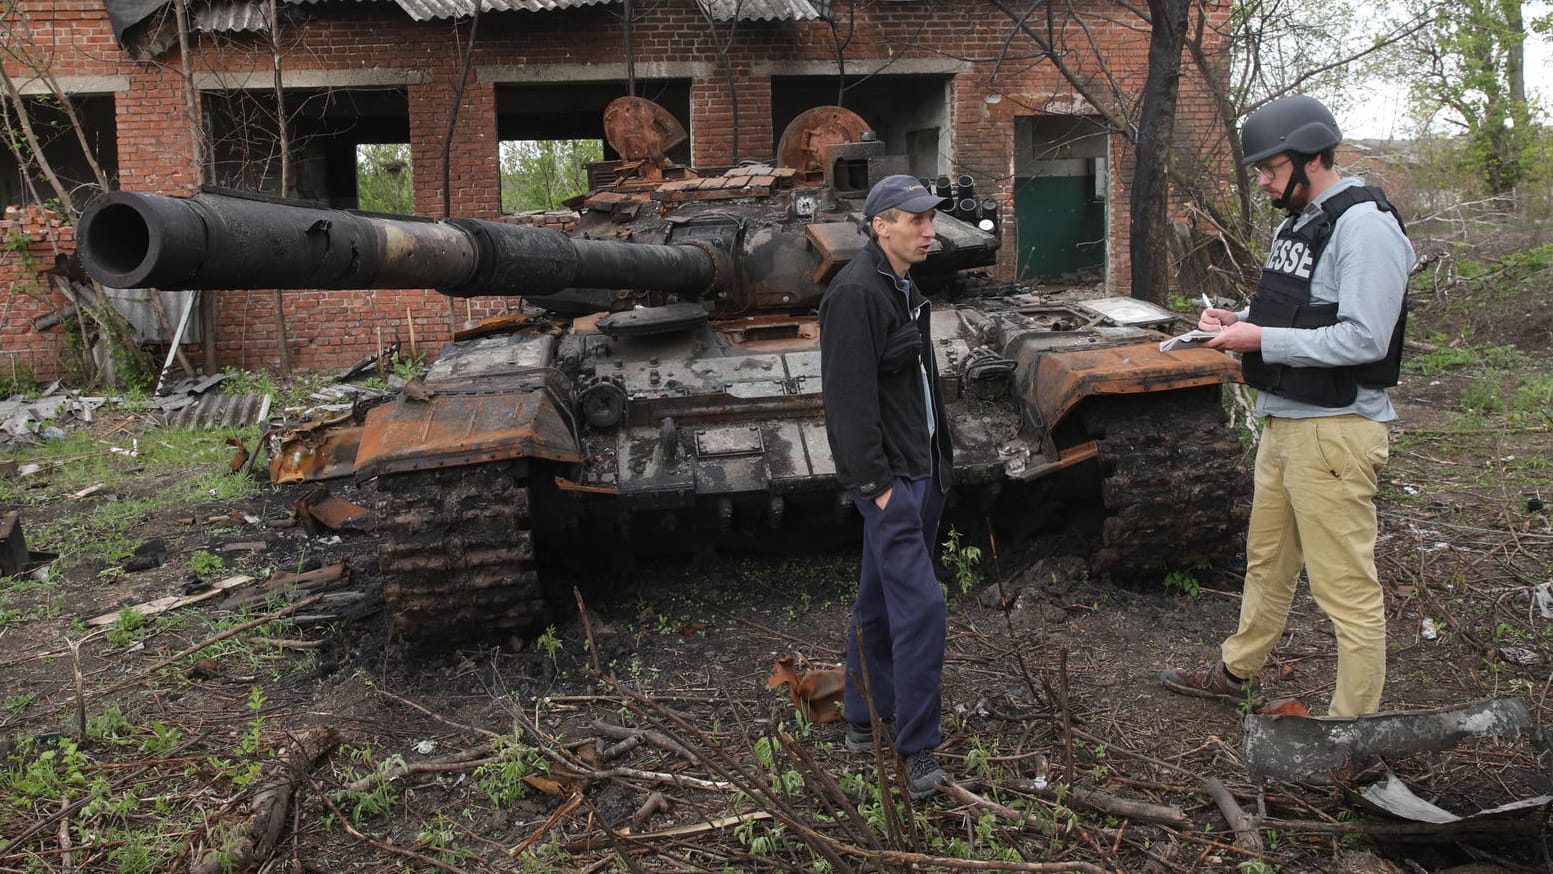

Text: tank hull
xmin=353 ymin=295 xmax=1245 ymax=641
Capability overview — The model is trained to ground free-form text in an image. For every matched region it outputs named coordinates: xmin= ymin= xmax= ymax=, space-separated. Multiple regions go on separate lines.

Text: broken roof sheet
xmin=103 ymin=0 xmax=824 ymax=58
xmin=193 ymin=0 xmax=271 ymax=33
xmin=104 ymin=0 xmax=622 ymax=43
xmin=696 ymin=0 xmax=823 ymax=21
xmin=292 ymin=0 xmax=620 ymax=23
xmin=101 ymin=0 xmax=167 ymax=40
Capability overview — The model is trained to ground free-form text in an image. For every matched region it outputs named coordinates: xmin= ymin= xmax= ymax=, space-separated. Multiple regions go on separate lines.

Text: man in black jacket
xmin=818 ymin=174 xmax=954 ymax=799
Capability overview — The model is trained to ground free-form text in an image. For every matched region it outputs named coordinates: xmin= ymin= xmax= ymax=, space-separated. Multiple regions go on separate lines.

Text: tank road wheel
xmin=374 ymin=462 xmax=546 ymax=642
xmin=1085 ymin=391 xmax=1249 ymax=577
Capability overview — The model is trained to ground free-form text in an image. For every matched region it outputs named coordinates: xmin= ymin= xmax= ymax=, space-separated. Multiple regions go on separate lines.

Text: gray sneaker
xmin=843 ymin=719 xmax=894 ymax=753
xmin=903 ymin=749 xmax=945 ymax=799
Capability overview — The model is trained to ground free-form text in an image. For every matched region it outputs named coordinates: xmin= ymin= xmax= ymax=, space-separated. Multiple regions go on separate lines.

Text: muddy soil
xmin=1 ymin=286 xmax=1550 ymax=873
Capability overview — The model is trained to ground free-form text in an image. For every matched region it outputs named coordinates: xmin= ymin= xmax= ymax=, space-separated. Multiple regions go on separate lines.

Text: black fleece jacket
xmin=817 ymin=240 xmax=954 ymax=499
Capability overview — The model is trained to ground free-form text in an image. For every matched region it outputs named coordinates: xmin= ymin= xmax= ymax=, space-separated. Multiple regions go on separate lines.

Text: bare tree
xmin=1131 ymin=0 xmax=1192 ymax=304
xmin=986 ymin=0 xmax=1211 ymax=302
xmin=980 ymin=0 xmax=1427 ymax=301
xmin=268 ymin=0 xmax=291 ymax=375
xmin=694 ymin=1 xmax=748 ymax=162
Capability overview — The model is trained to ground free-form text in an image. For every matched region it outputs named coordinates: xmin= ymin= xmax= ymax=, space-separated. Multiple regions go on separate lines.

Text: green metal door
xmin=1015 ymin=170 xmax=1106 ymax=280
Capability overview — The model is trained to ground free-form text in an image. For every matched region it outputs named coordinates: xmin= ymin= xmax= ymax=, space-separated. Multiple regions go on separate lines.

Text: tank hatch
xmin=777 ymin=106 xmax=871 ymax=183
xmin=596 ymin=302 xmax=710 ymax=337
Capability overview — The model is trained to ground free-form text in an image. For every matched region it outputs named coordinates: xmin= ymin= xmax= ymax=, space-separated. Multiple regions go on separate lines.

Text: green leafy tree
xmin=499 ymin=139 xmax=602 ymax=213
xmin=356 ymin=143 xmax=413 ymax=213
xmin=1394 ymin=0 xmax=1540 ymax=194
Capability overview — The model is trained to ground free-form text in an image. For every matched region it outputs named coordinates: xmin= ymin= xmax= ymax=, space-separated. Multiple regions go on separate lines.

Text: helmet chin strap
xmin=1272 ymin=154 xmax=1310 ymax=215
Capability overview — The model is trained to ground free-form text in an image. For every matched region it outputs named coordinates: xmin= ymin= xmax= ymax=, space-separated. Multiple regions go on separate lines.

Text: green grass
xmin=1405 ymin=340 xmax=1479 ymax=376
xmin=1404 ymin=338 xmax=1529 ymax=378
xmin=1163 ymin=568 xmax=1202 ymax=597
xmin=1513 ymin=373 xmax=1553 ymax=418
xmin=0 ymin=425 xmax=269 ymax=572
xmin=189 ymin=549 xmax=226 ymax=576
xmin=1460 ymin=378 xmax=1506 ymax=413
xmin=192 ymin=598 xmax=314 ymax=680
xmin=1401 ymin=332 xmax=1552 ymax=429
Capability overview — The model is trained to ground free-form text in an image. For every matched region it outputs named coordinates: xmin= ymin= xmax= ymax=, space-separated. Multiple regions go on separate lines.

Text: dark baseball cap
xmin=862 ymin=174 xmax=949 ymax=219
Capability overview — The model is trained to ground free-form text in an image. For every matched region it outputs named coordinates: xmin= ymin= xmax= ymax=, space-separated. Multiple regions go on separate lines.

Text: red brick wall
xmin=0 ymin=207 xmax=78 ymax=383
xmin=116 ymin=70 xmax=203 ymax=194
xmin=692 ymin=70 xmax=773 ymax=167
xmin=409 ymin=78 xmax=501 ymax=220
xmin=3 ymin=0 xmax=1232 ymax=381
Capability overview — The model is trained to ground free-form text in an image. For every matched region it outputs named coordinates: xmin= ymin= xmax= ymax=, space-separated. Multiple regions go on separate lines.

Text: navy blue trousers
xmin=843 ymin=475 xmax=947 ymax=756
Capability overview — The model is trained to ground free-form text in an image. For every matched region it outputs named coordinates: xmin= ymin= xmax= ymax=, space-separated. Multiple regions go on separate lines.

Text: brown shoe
xmin=1160 ymin=661 xmax=1258 ymax=705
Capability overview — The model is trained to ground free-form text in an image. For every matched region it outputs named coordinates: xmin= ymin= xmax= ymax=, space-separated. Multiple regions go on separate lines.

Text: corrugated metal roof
xmin=184 ymin=0 xmax=820 ymax=31
xmin=289 ymin=0 xmax=618 ymax=22
xmin=125 ymin=0 xmax=820 ymax=54
xmin=113 ymin=0 xmax=626 ymax=42
xmin=157 ymin=392 xmax=274 ymax=429
xmin=193 ymin=0 xmax=271 ymax=33
xmin=697 ymin=0 xmax=823 ymax=21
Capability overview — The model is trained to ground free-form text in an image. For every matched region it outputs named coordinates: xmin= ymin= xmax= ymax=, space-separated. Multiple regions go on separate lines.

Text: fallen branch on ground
xmin=593 ymin=719 xmax=692 ymax=761
xmin=344 ymin=747 xmax=494 ymax=794
xmin=1007 ymin=778 xmax=1193 ymax=830
xmin=189 ymin=725 xmax=342 ymax=874
xmin=1204 ymin=777 xmax=1264 ymax=854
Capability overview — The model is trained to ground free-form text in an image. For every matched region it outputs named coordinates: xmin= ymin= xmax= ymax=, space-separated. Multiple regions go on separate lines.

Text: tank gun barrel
xmin=77 ymin=189 xmax=721 ymax=298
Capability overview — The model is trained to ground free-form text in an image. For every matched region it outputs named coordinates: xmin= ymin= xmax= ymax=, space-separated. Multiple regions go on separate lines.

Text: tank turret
xmin=80 ymin=100 xmax=998 ymax=323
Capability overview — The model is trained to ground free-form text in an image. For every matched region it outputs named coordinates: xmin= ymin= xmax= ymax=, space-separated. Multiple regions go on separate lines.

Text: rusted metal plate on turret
xmin=724 ymin=165 xmax=796 ymax=180
xmin=354 ymin=380 xmax=582 ymax=478
xmin=805 ymin=221 xmax=866 ymax=285
xmin=777 ymin=105 xmax=870 ymax=179
xmin=654 ymin=182 xmax=774 ymax=202
xmin=602 ymin=96 xmax=687 ymax=175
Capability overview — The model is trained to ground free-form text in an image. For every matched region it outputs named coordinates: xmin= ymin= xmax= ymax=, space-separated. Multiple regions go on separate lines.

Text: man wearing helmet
xmin=1160 ymin=95 xmax=1414 ymax=719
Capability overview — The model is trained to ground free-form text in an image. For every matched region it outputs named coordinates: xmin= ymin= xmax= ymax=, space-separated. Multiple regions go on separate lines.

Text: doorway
xmin=1014 ymin=115 xmax=1109 ymax=281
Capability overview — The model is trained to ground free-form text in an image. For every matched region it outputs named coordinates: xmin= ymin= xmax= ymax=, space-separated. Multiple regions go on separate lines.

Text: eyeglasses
xmin=1252 ymin=158 xmax=1292 ymax=179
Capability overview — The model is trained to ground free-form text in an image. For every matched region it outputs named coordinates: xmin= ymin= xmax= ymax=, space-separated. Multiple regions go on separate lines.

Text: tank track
xmin=1086 ymin=390 xmax=1249 ymax=576
xmin=373 ymin=461 xmax=546 ymax=641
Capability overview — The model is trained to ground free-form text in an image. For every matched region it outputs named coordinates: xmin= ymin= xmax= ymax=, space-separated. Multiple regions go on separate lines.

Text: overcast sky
xmin=1336 ymin=18 xmax=1552 ymax=139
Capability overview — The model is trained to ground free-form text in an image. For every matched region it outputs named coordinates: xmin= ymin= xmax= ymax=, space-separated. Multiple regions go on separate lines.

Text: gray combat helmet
xmin=1240 ymin=95 xmax=1342 ymax=165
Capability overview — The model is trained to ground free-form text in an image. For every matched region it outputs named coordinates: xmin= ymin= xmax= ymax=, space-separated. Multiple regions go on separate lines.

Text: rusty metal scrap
xmin=1355 ymin=769 xmax=1553 ymax=824
xmin=267 ymin=413 xmax=363 ymax=484
xmin=766 ymin=655 xmax=844 ymax=723
xmin=0 ymin=512 xmax=56 ymax=578
xmin=293 ymin=486 xmax=374 ymax=536
xmin=1243 ymin=697 xmax=1546 ymax=783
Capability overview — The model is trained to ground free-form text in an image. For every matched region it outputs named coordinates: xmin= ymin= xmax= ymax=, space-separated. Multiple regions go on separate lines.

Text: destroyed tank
xmin=78 ymin=98 xmax=1246 ymax=642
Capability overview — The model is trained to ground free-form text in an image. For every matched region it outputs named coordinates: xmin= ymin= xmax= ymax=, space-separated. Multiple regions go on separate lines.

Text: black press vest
xmin=1242 ymin=186 xmax=1408 ymax=407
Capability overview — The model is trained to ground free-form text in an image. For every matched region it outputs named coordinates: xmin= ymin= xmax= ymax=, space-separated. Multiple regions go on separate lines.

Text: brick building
xmin=2 ymin=0 xmax=1232 ymax=383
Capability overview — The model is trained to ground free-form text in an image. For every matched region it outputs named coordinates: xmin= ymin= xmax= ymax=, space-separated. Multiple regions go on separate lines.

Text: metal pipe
xmin=955 ymin=174 xmax=975 ymax=201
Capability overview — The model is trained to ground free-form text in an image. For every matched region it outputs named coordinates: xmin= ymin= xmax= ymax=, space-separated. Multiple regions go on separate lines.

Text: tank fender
xmin=354 ymin=383 xmax=583 ymax=479
xmin=1013 ymin=340 xmax=1242 ymax=431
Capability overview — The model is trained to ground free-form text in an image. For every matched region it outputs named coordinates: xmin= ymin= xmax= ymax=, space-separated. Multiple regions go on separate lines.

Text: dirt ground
xmin=1 ymin=279 xmax=1550 ymax=873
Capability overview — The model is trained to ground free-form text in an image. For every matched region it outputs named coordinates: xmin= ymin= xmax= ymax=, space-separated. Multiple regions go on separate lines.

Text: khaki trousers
xmin=1221 ymin=414 xmax=1390 ymax=717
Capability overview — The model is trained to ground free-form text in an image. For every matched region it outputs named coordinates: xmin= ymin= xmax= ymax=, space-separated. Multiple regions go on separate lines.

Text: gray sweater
xmin=1243 ymin=177 xmax=1415 ymax=422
